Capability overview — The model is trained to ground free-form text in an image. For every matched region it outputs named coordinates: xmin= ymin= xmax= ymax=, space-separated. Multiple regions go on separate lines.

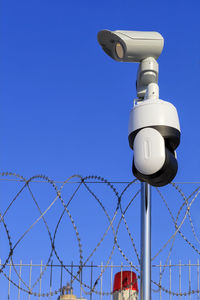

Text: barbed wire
xmin=1 ymin=172 xmax=200 ymax=297
xmin=1 ymin=177 xmax=200 ymax=184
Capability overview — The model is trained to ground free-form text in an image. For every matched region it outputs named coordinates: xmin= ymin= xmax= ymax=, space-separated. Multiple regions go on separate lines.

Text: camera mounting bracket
xmin=136 ymin=57 xmax=159 ymax=100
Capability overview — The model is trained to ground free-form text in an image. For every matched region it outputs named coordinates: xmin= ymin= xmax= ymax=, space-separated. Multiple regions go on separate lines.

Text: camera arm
xmin=136 ymin=57 xmax=159 ymax=100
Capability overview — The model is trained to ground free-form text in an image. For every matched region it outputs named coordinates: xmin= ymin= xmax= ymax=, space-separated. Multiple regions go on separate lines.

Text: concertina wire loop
xmin=1 ymin=172 xmax=200 ymax=297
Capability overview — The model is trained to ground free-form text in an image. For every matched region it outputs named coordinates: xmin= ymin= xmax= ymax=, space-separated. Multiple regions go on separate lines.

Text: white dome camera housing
xmin=97 ymin=30 xmax=164 ymax=62
xmin=128 ymin=98 xmax=181 ymax=187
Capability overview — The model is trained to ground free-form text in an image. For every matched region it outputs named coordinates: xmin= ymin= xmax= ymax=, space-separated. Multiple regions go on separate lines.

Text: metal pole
xmin=140 ymin=182 xmax=151 ymax=300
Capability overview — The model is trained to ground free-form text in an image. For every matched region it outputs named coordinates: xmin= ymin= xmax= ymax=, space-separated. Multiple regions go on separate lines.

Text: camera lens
xmin=115 ymin=42 xmax=124 ymax=59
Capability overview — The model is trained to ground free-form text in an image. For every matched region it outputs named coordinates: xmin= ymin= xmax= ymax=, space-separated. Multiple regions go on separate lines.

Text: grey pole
xmin=140 ymin=182 xmax=151 ymax=300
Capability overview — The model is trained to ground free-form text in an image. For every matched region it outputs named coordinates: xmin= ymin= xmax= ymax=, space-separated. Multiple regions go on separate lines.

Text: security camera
xmin=97 ymin=30 xmax=164 ymax=62
xmin=128 ymin=84 xmax=181 ymax=187
xmin=97 ymin=29 xmax=181 ymax=187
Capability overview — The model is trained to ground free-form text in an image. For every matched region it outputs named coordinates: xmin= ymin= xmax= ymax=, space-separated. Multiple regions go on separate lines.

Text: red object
xmin=113 ymin=271 xmax=138 ymax=293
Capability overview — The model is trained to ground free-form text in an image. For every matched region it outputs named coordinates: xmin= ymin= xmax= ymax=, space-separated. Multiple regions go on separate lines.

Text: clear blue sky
xmin=1 ymin=0 xmax=200 ymax=298
xmin=1 ymin=0 xmax=200 ymax=181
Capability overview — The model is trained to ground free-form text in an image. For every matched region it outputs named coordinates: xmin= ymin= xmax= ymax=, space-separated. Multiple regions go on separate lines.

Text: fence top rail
xmin=0 ymin=261 xmax=200 ymax=268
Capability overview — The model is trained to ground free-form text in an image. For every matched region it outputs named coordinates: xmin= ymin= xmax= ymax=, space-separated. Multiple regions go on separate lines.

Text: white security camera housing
xmin=128 ymin=97 xmax=181 ymax=187
xmin=97 ymin=30 xmax=164 ymax=62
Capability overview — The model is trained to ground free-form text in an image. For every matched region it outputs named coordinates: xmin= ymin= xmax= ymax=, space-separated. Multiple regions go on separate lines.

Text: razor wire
xmin=1 ymin=172 xmax=200 ymax=297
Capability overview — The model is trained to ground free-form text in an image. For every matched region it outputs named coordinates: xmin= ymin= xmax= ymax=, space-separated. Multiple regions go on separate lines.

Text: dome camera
xmin=97 ymin=30 xmax=164 ymax=62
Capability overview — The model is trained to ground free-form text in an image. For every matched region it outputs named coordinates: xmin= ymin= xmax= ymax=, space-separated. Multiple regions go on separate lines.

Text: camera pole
xmin=135 ymin=59 xmax=156 ymax=300
xmin=140 ymin=182 xmax=151 ymax=300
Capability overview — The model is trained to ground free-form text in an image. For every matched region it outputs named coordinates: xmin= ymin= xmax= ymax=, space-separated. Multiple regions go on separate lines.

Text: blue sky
xmin=1 ymin=0 xmax=200 ymax=181
xmin=1 ymin=0 xmax=200 ymax=298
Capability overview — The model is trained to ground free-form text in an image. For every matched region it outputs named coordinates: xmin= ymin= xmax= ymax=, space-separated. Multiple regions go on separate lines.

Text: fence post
xmin=8 ymin=259 xmax=12 ymax=300
xmin=110 ymin=262 xmax=113 ymax=300
xmin=159 ymin=261 xmax=162 ymax=300
xmin=189 ymin=259 xmax=191 ymax=300
xmin=169 ymin=260 xmax=171 ymax=300
xmin=198 ymin=259 xmax=199 ymax=300
xmin=39 ymin=260 xmax=43 ymax=300
xmin=90 ymin=261 xmax=93 ymax=300
xmin=179 ymin=260 xmax=181 ymax=300
xmin=49 ymin=260 xmax=53 ymax=300
xmin=18 ymin=260 xmax=22 ymax=300
xmin=100 ymin=262 xmax=103 ymax=300
xmin=28 ymin=260 xmax=32 ymax=300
